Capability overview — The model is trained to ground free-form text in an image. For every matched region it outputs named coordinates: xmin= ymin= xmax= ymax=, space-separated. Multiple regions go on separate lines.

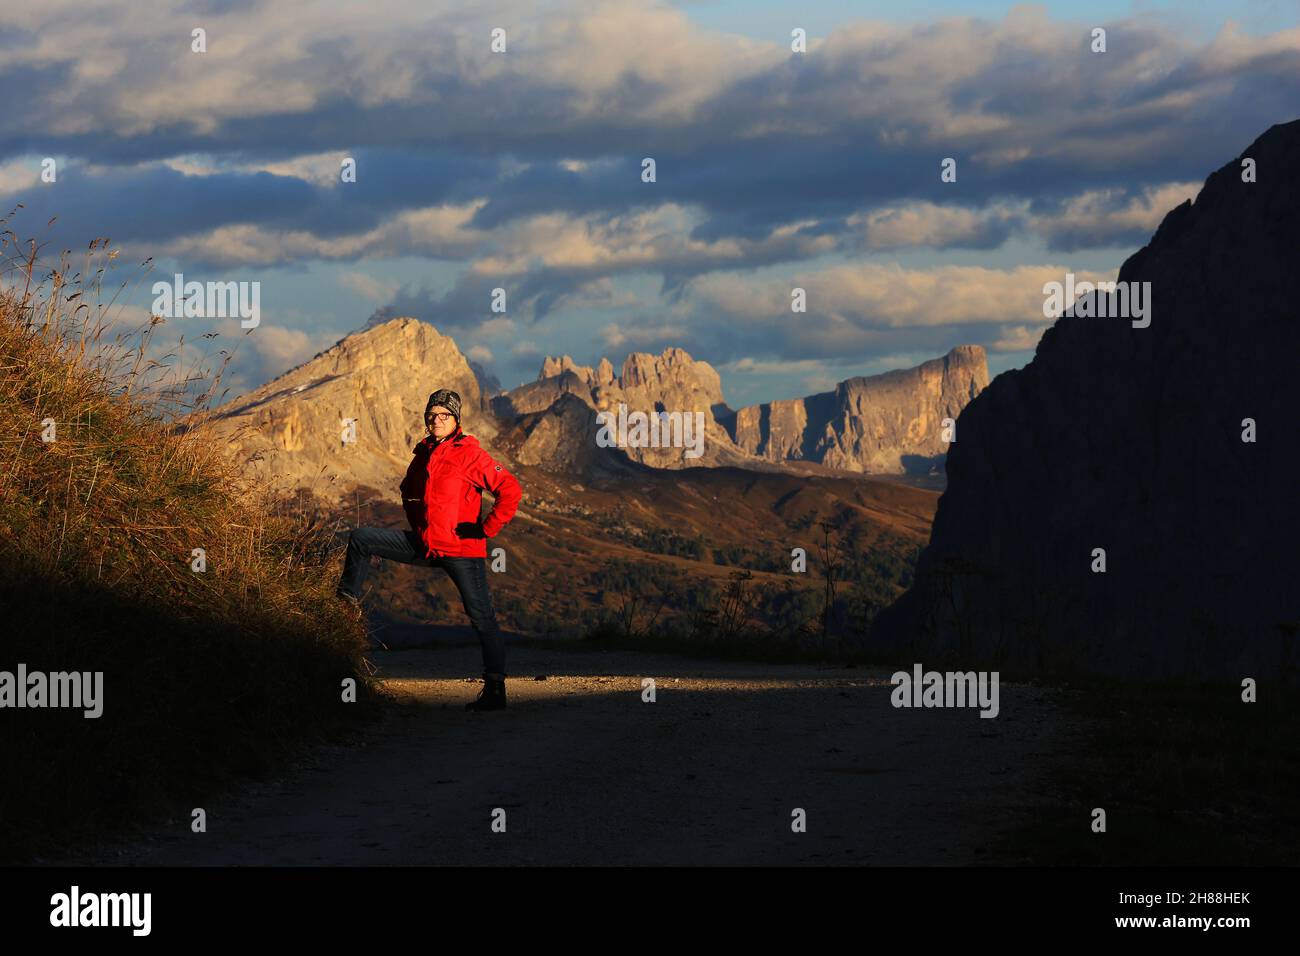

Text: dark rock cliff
xmin=876 ymin=119 xmax=1300 ymax=679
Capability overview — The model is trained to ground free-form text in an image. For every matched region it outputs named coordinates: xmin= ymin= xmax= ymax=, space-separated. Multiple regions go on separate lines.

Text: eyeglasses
xmin=426 ymin=413 xmax=455 ymax=422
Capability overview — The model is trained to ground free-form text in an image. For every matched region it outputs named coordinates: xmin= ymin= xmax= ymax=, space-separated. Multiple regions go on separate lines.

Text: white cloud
xmin=691 ymin=262 xmax=1115 ymax=330
xmin=241 ymin=322 xmax=332 ymax=374
xmin=599 ymin=321 xmax=690 ymax=351
xmin=0 ymin=156 xmax=48 ymax=193
xmin=723 ymin=356 xmax=830 ymax=376
xmin=989 ymin=324 xmax=1046 ymax=353
xmin=1029 ymin=182 xmax=1201 ymax=249
xmin=678 ymin=262 xmax=1117 ymax=360
xmin=128 ymin=202 xmax=488 ymax=268
xmin=847 ymin=201 xmax=1021 ymax=251
xmin=161 ymin=151 xmax=347 ymax=189
xmin=338 ymin=271 xmax=400 ymax=302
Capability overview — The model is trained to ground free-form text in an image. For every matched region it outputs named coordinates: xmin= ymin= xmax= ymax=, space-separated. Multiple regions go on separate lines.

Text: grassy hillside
xmin=0 ymin=234 xmax=379 ymax=862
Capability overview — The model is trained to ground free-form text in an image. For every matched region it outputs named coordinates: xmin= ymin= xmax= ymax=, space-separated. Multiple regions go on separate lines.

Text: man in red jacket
xmin=336 ymin=388 xmax=522 ymax=711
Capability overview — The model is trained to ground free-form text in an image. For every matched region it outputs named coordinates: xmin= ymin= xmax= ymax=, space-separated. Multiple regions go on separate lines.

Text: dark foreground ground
xmin=50 ymin=638 xmax=1081 ymax=866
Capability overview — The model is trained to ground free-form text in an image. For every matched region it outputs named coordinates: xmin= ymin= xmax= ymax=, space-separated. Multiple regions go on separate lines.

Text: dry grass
xmin=0 ymin=215 xmax=380 ymax=862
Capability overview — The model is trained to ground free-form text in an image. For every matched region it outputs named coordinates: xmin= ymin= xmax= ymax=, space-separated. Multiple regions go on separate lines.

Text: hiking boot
xmin=465 ymin=673 xmax=507 ymax=712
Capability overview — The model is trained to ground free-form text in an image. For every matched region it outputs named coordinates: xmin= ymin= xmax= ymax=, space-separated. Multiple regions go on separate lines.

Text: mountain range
xmin=204 ymin=320 xmax=979 ymax=644
xmin=209 ymin=324 xmax=988 ymax=497
xmin=205 ymin=122 xmax=1300 ymax=679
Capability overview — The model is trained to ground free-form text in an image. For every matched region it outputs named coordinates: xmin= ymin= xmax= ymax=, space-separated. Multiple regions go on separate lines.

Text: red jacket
xmin=399 ymin=426 xmax=522 ymax=558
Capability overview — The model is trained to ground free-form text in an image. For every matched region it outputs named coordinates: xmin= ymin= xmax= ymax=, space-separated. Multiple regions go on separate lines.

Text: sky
xmin=1 ymin=0 xmax=1297 ymax=408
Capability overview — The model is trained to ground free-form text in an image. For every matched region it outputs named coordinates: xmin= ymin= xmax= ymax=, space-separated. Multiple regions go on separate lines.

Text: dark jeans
xmin=337 ymin=527 xmax=506 ymax=676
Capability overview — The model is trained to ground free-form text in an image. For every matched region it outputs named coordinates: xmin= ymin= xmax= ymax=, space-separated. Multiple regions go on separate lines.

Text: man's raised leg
xmin=337 ymin=527 xmax=427 ymax=602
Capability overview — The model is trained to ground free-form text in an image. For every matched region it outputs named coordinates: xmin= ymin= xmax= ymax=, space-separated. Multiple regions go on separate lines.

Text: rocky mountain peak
xmin=206 ymin=317 xmax=496 ymax=502
xmin=595 ymin=357 xmax=616 ymax=386
xmin=538 ymin=354 xmax=593 ymax=382
xmin=732 ymin=346 xmax=989 ymax=474
xmin=620 ymin=347 xmax=723 ymax=399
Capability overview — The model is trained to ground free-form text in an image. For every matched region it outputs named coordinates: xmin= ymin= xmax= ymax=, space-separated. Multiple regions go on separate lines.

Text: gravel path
xmin=60 ymin=642 xmax=1080 ymax=866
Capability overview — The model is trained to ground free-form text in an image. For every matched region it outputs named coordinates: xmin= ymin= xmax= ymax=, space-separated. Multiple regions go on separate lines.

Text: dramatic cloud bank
xmin=3 ymin=0 xmax=1295 ymax=397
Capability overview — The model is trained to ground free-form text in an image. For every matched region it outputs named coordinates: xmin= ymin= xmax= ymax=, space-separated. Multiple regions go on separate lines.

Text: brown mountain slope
xmin=355 ymin=460 xmax=938 ymax=649
xmin=203 ymin=317 xmax=947 ymax=648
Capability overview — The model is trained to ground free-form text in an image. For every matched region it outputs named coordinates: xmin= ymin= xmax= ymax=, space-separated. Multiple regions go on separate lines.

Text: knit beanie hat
xmin=426 ymin=388 xmax=462 ymax=424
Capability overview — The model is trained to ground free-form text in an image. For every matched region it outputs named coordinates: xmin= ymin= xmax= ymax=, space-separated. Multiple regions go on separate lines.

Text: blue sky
xmin=2 ymin=1 xmax=1297 ymax=408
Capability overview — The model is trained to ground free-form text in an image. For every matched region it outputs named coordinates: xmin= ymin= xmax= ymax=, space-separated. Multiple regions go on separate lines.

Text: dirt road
xmin=63 ymin=641 xmax=1081 ymax=866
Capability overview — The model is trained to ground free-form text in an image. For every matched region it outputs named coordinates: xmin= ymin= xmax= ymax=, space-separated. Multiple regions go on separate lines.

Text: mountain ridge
xmin=493 ymin=343 xmax=988 ymax=476
xmin=211 ymin=318 xmax=988 ymax=494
